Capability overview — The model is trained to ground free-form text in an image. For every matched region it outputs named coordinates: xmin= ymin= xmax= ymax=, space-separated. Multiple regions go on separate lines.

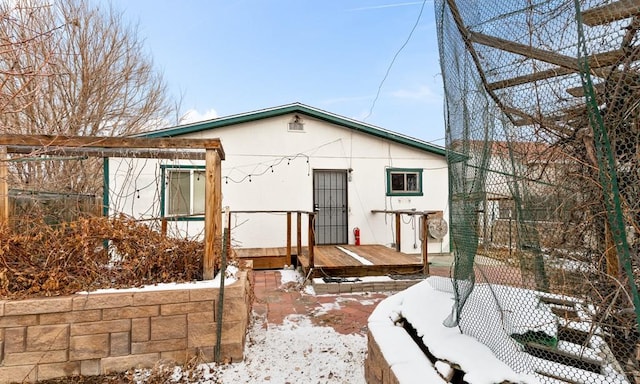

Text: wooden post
xmin=296 ymin=212 xmax=302 ymax=258
xmin=286 ymin=211 xmax=292 ymax=264
xmin=308 ymin=213 xmax=315 ymax=269
xmin=161 ymin=218 xmax=167 ymax=237
xmin=395 ymin=212 xmax=401 ymax=252
xmin=203 ymin=149 xmax=222 ymax=280
xmin=0 ymin=147 xmax=8 ymax=227
xmin=421 ymin=214 xmax=429 ymax=275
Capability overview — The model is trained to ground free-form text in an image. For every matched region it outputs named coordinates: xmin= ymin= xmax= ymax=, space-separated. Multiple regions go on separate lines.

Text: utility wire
xmin=363 ymin=0 xmax=428 ymax=122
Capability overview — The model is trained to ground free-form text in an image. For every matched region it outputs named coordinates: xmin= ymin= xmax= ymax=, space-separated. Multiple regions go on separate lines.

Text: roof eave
xmin=139 ymin=103 xmax=446 ymax=157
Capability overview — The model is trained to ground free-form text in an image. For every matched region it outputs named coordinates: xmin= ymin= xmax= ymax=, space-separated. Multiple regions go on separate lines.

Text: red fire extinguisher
xmin=353 ymin=227 xmax=360 ymax=246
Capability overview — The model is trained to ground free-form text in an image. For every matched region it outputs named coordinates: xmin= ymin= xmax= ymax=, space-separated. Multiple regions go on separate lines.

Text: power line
xmin=363 ymin=0 xmax=428 ymax=122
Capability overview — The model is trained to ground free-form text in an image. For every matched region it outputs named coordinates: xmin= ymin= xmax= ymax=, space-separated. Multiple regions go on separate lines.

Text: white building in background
xmin=107 ymin=103 xmax=450 ymax=255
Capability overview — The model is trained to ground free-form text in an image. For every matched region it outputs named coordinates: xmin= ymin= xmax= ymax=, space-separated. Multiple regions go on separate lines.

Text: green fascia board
xmin=137 ymin=103 xmax=446 ymax=157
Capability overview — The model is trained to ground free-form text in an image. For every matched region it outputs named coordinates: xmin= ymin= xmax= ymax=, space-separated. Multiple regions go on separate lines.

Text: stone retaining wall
xmin=364 ymin=281 xmax=446 ymax=384
xmin=313 ymin=278 xmax=421 ymax=295
xmin=0 ymin=269 xmax=253 ymax=383
xmin=365 ymin=329 xmax=401 ymax=384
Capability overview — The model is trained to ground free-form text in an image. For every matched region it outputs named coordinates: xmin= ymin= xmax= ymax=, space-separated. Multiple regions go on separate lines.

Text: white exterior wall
xmin=109 ymin=113 xmax=450 ymax=254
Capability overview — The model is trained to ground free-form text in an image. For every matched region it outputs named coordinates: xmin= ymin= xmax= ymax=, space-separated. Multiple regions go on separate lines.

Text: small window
xmin=386 ymin=168 xmax=423 ymax=196
xmin=166 ymin=169 xmax=205 ymax=216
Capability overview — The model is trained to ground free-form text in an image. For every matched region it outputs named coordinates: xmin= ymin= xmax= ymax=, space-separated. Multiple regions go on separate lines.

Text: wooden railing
xmin=229 ymin=210 xmax=317 ymax=268
xmin=371 ymin=209 xmax=442 ymax=274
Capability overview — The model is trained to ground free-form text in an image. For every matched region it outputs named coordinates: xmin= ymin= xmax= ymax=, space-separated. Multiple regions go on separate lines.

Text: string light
xmin=223 ymin=153 xmax=310 ymax=184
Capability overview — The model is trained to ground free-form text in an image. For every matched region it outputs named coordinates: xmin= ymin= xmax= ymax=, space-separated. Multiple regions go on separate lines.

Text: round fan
xmin=428 ymin=218 xmax=448 ymax=240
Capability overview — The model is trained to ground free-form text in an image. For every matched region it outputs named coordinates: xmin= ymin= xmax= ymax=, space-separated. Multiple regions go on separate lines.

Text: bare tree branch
xmin=0 ymin=0 xmax=174 ymax=194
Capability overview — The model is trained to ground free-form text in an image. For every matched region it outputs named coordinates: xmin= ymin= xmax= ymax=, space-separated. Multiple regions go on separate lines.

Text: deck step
xmin=236 ymin=247 xmax=296 ymax=270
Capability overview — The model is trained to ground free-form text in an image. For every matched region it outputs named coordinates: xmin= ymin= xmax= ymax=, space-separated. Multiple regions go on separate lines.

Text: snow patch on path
xmin=212 ymin=313 xmax=367 ymax=383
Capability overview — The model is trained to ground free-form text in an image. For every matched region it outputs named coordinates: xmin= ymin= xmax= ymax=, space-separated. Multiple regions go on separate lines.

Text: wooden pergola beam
xmin=5 ymin=146 xmax=207 ymax=160
xmin=488 ymin=64 xmax=622 ymax=91
xmin=488 ymin=64 xmax=621 ymax=92
xmin=469 ymin=31 xmax=580 ymax=69
xmin=488 ymin=67 xmax=575 ymax=91
xmin=470 ymin=31 xmax=625 ymax=72
xmin=582 ymin=0 xmax=640 ymax=26
xmin=502 ymin=107 xmax=573 ymax=136
xmin=0 ymin=134 xmax=225 ymax=159
xmin=477 ymin=30 xmax=623 ymax=91
xmin=566 ymin=81 xmax=606 ymax=97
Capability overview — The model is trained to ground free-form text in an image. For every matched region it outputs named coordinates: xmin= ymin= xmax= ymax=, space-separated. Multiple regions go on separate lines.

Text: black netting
xmin=436 ymin=0 xmax=640 ymax=382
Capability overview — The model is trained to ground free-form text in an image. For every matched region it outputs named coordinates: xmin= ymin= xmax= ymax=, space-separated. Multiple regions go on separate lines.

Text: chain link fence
xmin=435 ymin=0 xmax=640 ymax=382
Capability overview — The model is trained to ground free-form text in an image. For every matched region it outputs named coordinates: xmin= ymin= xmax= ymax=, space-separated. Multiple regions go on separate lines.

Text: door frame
xmin=312 ymin=168 xmax=349 ymax=245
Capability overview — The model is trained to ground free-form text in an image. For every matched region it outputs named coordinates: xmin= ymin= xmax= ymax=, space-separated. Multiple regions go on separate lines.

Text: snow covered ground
xmin=153 ymin=268 xmax=373 ymax=383
xmin=129 ymin=269 xmax=628 ymax=384
xmin=206 ymin=269 xmax=371 ymax=383
xmin=213 ymin=313 xmax=368 ymax=383
xmin=133 ymin=310 xmax=367 ymax=383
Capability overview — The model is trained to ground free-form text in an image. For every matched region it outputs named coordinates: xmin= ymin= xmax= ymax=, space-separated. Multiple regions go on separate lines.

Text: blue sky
xmin=110 ymin=0 xmax=444 ymax=144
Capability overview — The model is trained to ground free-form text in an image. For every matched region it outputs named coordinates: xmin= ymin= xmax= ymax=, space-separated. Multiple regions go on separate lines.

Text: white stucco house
xmin=107 ymin=103 xmax=450 ymax=255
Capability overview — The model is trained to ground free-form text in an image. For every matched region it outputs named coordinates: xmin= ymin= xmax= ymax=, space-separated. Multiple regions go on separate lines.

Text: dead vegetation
xmin=0 ymin=214 xmax=205 ymax=299
xmin=33 ymin=353 xmax=221 ymax=384
xmin=0 ymin=213 xmax=235 ymax=383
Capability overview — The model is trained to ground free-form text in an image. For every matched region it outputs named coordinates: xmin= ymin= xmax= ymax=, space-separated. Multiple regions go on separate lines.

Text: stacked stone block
xmin=364 ymin=329 xmax=401 ymax=384
xmin=313 ymin=278 xmax=422 ymax=295
xmin=0 ymin=269 xmax=252 ymax=383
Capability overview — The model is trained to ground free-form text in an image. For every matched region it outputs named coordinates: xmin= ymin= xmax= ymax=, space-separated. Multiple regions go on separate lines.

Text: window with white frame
xmin=166 ymin=168 xmax=205 ymax=216
xmin=386 ymin=168 xmax=423 ymax=196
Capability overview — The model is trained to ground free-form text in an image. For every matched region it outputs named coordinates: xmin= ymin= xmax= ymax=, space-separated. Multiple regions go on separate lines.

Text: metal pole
xmin=214 ymin=207 xmax=230 ymax=363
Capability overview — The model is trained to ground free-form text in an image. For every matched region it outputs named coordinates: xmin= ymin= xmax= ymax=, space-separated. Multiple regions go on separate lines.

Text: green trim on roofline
xmin=138 ymin=103 xmax=446 ymax=157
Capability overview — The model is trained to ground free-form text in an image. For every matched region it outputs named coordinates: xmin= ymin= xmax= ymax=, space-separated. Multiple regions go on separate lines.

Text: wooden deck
xmin=298 ymin=244 xmax=425 ymax=278
xmin=230 ymin=209 xmax=439 ymax=277
xmin=234 ymin=247 xmax=297 ymax=270
xmin=236 ymin=244 xmax=427 ymax=277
